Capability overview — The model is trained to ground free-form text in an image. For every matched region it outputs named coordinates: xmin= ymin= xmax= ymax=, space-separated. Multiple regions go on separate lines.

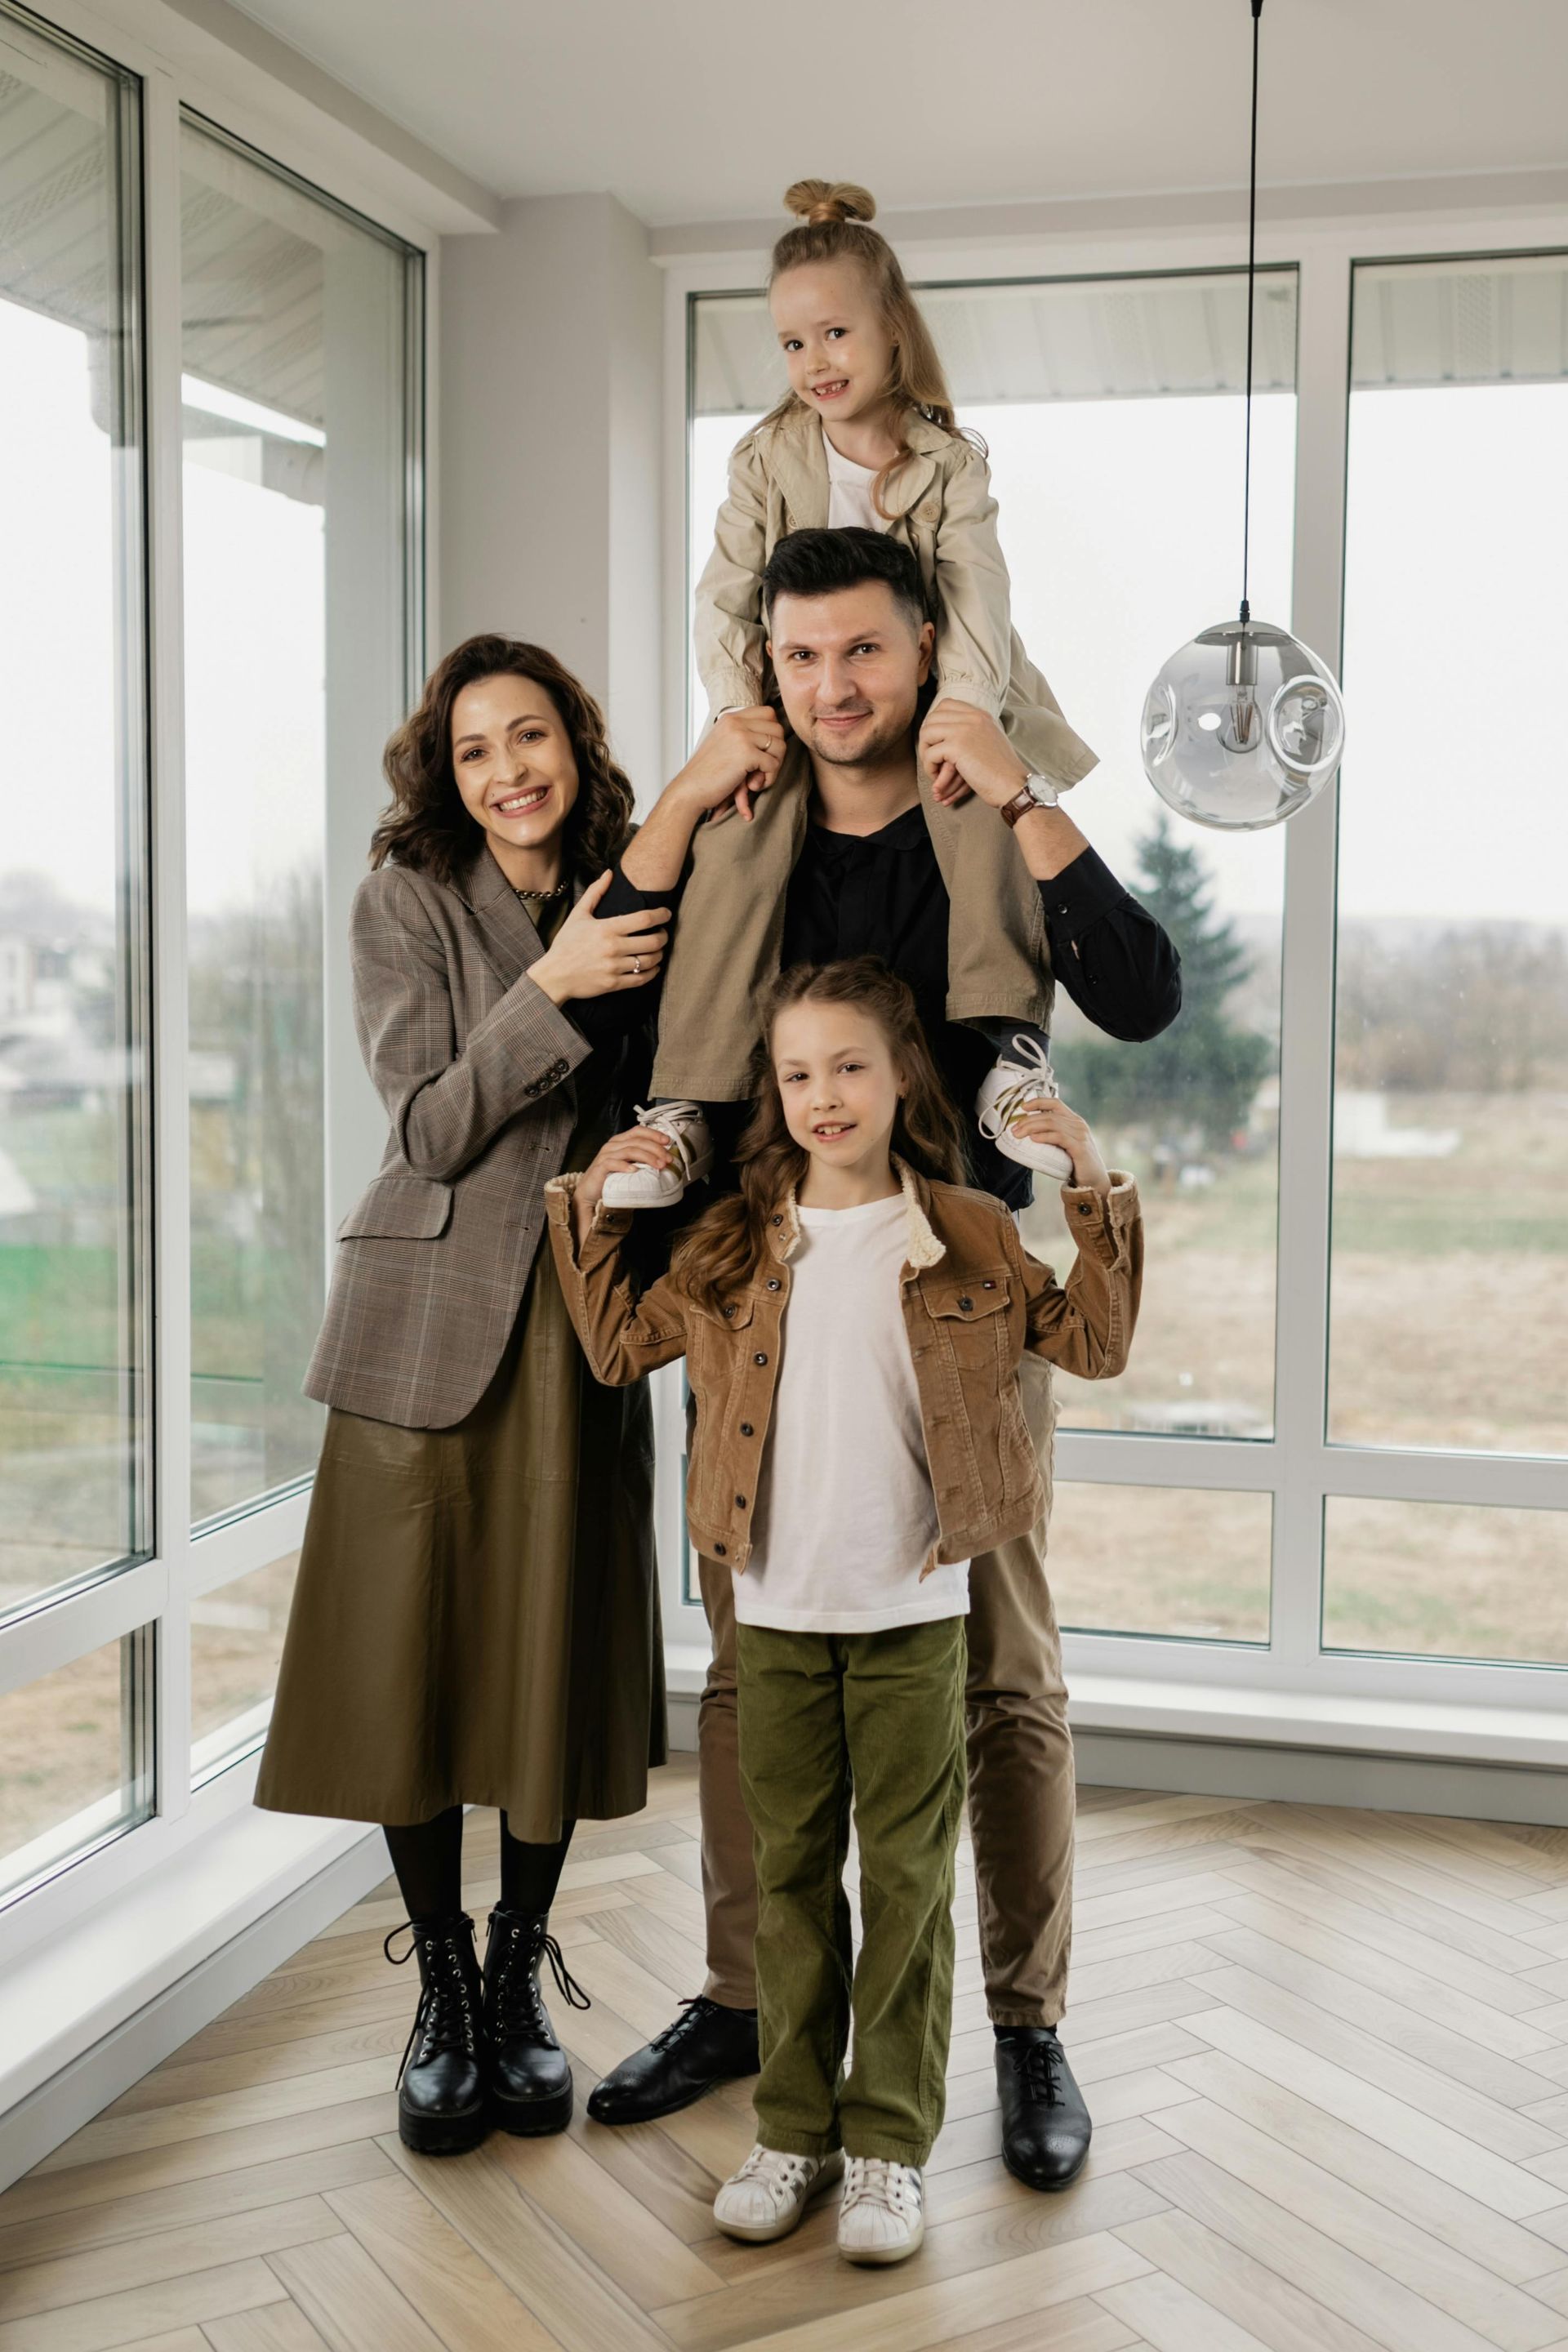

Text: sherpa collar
xmin=764 ymin=1156 xmax=946 ymax=1272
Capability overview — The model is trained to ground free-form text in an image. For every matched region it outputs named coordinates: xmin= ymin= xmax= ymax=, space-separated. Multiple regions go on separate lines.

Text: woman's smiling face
xmin=771 ymin=259 xmax=895 ymax=429
xmin=450 ymin=673 xmax=579 ymax=860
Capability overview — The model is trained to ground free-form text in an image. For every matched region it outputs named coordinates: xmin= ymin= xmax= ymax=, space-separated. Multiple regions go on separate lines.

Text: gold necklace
xmin=514 ymin=880 xmax=569 ymax=902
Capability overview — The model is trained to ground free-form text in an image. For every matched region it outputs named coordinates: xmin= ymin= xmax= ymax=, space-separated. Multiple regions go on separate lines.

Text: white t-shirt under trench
xmin=734 ymin=1192 xmax=970 ymax=1634
xmin=824 ymin=428 xmax=891 ymax=534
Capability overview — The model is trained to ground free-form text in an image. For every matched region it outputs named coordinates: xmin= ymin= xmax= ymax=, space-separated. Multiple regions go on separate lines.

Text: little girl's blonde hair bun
xmin=783 ymin=178 xmax=877 ymax=228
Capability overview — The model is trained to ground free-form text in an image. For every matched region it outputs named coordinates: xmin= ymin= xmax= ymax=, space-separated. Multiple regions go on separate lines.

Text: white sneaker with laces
xmin=713 ymin=2145 xmax=844 ymax=2243
xmin=974 ymin=1035 xmax=1074 ymax=1182
xmin=837 ymin=2156 xmax=925 ymax=2265
xmin=599 ymin=1101 xmax=714 ymax=1209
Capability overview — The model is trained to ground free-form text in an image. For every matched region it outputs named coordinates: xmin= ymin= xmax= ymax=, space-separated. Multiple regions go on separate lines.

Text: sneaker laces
xmin=842 ymin=2156 xmax=920 ymax=2216
xmin=1007 ymin=2033 xmax=1066 ymax=2106
xmin=486 ymin=1911 xmax=590 ymax=2042
xmin=633 ymin=1101 xmax=706 ymax=1178
xmin=733 ymin=2144 xmax=816 ymax=2196
xmin=977 ymin=1035 xmax=1058 ymax=1143
xmin=385 ymin=1917 xmax=480 ymax=2082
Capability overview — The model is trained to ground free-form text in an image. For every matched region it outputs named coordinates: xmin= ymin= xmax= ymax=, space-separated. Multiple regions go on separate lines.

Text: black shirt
xmin=780 ymin=807 xmax=1181 ymax=1206
xmin=601 ymin=809 xmax=1183 ymax=1209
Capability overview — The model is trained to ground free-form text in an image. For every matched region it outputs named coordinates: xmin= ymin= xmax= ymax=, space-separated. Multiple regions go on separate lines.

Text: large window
xmin=681 ymin=234 xmax=1568 ymax=1699
xmin=0 ymin=0 xmax=423 ymax=1936
xmin=0 ymin=16 xmax=147 ymax=1619
xmin=182 ymin=120 xmax=419 ymax=1527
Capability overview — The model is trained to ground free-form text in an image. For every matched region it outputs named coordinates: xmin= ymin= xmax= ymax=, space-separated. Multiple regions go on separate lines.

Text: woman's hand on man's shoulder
xmin=530 ymin=872 xmax=671 ymax=1006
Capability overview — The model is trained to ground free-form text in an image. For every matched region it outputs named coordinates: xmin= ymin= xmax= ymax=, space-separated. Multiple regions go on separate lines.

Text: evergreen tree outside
xmin=1054 ymin=815 xmax=1273 ymax=1153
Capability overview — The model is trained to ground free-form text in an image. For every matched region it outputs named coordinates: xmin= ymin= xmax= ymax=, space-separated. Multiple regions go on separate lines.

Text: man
xmin=605 ymin=528 xmax=1180 ymax=2190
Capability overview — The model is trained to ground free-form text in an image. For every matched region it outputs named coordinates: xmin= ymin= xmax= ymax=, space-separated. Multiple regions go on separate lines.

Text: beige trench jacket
xmin=305 ymin=847 xmax=599 ymax=1430
xmin=694 ymin=401 xmax=1098 ymax=789
xmin=547 ymin=1158 xmax=1142 ymax=1573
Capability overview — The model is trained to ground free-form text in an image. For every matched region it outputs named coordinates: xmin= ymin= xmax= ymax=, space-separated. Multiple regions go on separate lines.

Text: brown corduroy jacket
xmin=305 ymin=846 xmax=603 ymax=1429
xmin=546 ymin=1158 xmax=1142 ymax=1572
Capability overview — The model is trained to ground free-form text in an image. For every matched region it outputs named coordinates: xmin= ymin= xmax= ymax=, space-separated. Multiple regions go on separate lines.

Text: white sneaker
xmin=837 ymin=2157 xmax=925 ymax=2265
xmin=975 ymin=1036 xmax=1074 ymax=1183
xmin=713 ymin=2145 xmax=844 ymax=2243
xmin=599 ymin=1101 xmax=714 ymax=1209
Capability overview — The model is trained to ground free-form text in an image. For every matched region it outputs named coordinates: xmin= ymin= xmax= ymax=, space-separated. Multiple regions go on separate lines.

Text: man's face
xmin=766 ymin=581 xmax=934 ymax=768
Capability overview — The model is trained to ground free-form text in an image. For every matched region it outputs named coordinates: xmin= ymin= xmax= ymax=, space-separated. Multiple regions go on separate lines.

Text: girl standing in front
xmin=547 ymin=960 xmax=1141 ymax=2263
xmin=606 ymin=177 xmax=1100 ymax=1216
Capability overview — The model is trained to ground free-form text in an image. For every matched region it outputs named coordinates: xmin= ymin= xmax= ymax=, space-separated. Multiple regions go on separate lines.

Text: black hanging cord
xmin=1240 ymin=0 xmax=1263 ymax=627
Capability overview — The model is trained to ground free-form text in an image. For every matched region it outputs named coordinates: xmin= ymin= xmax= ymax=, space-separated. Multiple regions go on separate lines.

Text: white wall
xmin=439 ymin=193 xmax=663 ymax=798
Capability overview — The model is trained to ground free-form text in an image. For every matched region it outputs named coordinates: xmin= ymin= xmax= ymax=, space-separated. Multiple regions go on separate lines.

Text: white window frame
xmin=656 ymin=203 xmax=1568 ymax=1759
xmin=0 ymin=0 xmax=443 ymax=1979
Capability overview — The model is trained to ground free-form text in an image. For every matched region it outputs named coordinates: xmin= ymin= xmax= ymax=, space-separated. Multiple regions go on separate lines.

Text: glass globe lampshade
xmin=1140 ymin=618 xmax=1346 ymax=831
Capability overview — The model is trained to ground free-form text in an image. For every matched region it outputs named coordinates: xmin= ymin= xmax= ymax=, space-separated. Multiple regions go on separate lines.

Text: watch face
xmin=1027 ymin=774 xmax=1057 ymax=807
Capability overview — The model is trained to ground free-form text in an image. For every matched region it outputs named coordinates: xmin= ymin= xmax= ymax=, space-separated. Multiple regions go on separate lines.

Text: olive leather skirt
xmin=254 ymin=1232 xmax=664 ymax=1841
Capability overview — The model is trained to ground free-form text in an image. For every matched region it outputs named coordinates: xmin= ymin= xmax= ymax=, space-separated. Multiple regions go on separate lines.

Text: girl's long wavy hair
xmin=669 ymin=958 xmax=968 ymax=1318
xmin=764 ymin=178 xmax=984 ymax=518
xmin=370 ymin=635 xmax=635 ymax=885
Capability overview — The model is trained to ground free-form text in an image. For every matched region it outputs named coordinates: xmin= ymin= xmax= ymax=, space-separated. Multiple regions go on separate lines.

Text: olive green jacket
xmin=694 ymin=400 xmax=1098 ymax=789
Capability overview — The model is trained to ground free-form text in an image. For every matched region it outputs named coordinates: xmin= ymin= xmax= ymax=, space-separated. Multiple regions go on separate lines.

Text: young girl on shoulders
xmin=546 ymin=959 xmax=1141 ymax=2265
xmin=610 ymin=179 xmax=1101 ymax=1214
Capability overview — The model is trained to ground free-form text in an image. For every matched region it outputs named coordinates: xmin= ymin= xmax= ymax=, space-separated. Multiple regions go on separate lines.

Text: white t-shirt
xmin=735 ymin=1192 xmax=970 ymax=1634
xmin=823 ymin=428 xmax=890 ymax=534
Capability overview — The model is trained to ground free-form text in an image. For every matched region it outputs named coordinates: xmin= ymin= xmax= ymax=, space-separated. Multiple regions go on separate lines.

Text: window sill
xmin=663 ymin=1644 xmax=1568 ymax=1770
xmin=0 ymin=1797 xmax=385 ymax=2189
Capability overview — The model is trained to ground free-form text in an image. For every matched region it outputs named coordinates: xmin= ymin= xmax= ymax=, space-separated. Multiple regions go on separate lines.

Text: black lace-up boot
xmin=587 ymin=1996 xmax=760 ymax=2127
xmin=995 ymin=2026 xmax=1092 ymax=2189
xmin=483 ymin=1907 xmax=589 ymax=2136
xmin=385 ymin=1915 xmax=487 ymax=2155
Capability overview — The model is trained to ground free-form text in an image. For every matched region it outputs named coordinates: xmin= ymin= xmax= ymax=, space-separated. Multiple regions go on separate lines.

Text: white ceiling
xmin=229 ymin=0 xmax=1568 ymax=227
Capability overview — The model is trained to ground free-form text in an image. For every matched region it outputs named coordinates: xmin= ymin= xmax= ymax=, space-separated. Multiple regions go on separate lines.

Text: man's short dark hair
xmin=762 ymin=528 xmax=927 ymax=631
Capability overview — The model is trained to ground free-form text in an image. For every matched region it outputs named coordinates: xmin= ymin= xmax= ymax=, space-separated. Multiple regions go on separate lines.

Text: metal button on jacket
xmin=739 ymin=1421 xmax=754 ymax=1436
xmin=753 ymin=1352 xmax=768 ymax=1366
xmin=766 ymin=1277 xmax=781 ymax=1291
xmin=713 ymin=1541 xmax=727 ymax=1557
xmin=958 ymin=1296 xmax=973 ymax=1312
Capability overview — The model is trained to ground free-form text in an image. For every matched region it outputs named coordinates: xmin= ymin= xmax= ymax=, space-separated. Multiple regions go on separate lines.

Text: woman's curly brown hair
xmin=370 ymin=635 xmax=635 ymax=884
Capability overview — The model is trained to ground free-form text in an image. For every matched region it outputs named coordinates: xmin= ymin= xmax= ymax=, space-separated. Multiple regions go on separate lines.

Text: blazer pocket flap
xmin=926 ymin=1272 xmax=1011 ymax=1321
xmin=338 ymin=1173 xmax=453 ymax=1241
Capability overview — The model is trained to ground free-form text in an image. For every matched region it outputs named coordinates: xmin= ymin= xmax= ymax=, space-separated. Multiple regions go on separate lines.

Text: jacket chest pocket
xmin=924 ymin=1272 xmax=1012 ymax=1379
xmin=686 ymin=1292 xmax=759 ymax=1507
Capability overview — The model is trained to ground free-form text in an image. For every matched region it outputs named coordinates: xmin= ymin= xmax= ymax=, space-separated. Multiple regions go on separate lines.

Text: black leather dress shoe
xmin=386 ymin=1915 xmax=488 ymax=2155
xmin=587 ymin=1996 xmax=760 ymax=2126
xmin=995 ymin=2028 xmax=1093 ymax=2189
xmin=483 ymin=1907 xmax=590 ymax=2136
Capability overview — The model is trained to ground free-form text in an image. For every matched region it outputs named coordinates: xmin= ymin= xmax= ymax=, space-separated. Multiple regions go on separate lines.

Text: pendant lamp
xmin=1140 ymin=0 xmax=1345 ymax=831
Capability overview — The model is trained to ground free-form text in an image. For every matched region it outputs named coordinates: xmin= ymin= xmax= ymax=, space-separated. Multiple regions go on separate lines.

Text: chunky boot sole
xmin=491 ymin=2077 xmax=573 ymax=2136
xmin=399 ymin=2099 xmax=488 ymax=2156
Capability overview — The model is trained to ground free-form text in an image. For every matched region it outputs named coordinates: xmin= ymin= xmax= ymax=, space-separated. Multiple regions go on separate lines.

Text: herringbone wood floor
xmin=9 ymin=1762 xmax=1568 ymax=2350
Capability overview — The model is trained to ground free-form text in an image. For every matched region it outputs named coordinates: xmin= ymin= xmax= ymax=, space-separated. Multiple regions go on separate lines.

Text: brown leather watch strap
xmin=1000 ymin=784 xmax=1039 ymax=830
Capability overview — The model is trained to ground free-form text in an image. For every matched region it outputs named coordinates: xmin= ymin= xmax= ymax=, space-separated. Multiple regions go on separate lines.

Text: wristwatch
xmin=1000 ymin=771 xmax=1063 ymax=828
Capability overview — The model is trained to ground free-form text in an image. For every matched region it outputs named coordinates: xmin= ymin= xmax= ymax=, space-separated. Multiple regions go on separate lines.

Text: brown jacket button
xmin=766 ymin=1277 xmax=781 ymax=1290
xmin=713 ymin=1541 xmax=727 ymax=1557
xmin=958 ymin=1296 xmax=973 ymax=1312
xmin=739 ymin=1422 xmax=754 ymax=1436
xmin=735 ymin=1493 xmax=746 ymax=1508
xmin=722 ymin=1303 xmax=736 ymax=1316
xmin=770 ymin=1214 xmax=783 ymax=1225
xmin=753 ymin=1352 xmax=768 ymax=1365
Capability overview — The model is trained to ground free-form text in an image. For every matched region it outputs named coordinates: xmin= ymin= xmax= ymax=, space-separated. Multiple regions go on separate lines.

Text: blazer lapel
xmin=453 ymin=844 xmax=556 ymax=993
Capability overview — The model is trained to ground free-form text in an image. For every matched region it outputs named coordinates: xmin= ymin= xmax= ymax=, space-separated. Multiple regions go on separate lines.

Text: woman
xmin=256 ymin=635 xmax=782 ymax=2155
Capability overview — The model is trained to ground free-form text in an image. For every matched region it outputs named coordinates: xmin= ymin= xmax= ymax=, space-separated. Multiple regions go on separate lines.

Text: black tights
xmin=383 ymin=1806 xmax=576 ymax=1924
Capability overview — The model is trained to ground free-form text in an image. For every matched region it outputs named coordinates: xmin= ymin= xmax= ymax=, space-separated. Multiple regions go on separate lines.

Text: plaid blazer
xmin=305 ymin=845 xmax=603 ymax=1428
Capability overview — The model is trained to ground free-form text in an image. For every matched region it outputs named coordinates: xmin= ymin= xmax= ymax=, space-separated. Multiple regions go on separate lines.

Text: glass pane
xmin=1324 ymin=1496 xmax=1568 ymax=1666
xmin=190 ymin=1548 xmax=299 ymax=1777
xmin=690 ymin=274 xmax=1294 ymax=1441
xmin=1332 ymin=254 xmax=1568 ymax=1458
xmin=1049 ymin=1481 xmax=1272 ymax=1642
xmin=182 ymin=120 xmax=417 ymax=1523
xmin=0 ymin=19 xmax=146 ymax=1613
xmin=0 ymin=1633 xmax=152 ymax=1900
